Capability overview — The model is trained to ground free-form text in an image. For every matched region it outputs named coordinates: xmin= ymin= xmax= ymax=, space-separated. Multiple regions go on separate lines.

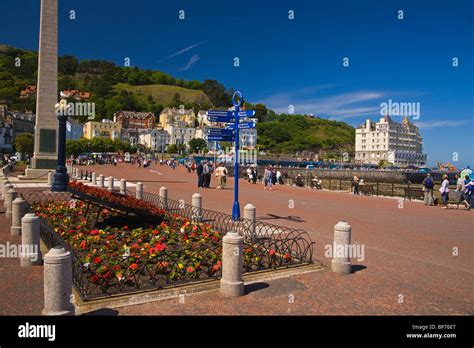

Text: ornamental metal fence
xmin=21 ymin=187 xmax=315 ymax=301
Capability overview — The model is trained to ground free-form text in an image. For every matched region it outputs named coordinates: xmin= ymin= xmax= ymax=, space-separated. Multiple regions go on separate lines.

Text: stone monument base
xmin=18 ymin=167 xmax=53 ymax=181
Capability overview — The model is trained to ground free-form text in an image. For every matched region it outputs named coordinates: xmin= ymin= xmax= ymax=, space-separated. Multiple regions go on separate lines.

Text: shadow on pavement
xmin=351 ymin=265 xmax=367 ymax=273
xmin=82 ymin=308 xmax=119 ymax=316
xmin=258 ymin=214 xmax=306 ymax=223
xmin=244 ymin=282 xmax=270 ymax=295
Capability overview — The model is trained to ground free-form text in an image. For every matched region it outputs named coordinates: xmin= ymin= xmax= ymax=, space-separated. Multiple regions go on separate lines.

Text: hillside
xmin=114 ymin=83 xmax=211 ymax=106
xmin=257 ymin=114 xmax=355 ymax=155
xmin=0 ymin=44 xmax=355 ymax=154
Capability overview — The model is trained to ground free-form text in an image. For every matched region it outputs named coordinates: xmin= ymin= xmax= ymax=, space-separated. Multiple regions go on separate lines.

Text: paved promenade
xmin=0 ymin=163 xmax=472 ymax=315
xmin=85 ymin=163 xmax=473 ymax=315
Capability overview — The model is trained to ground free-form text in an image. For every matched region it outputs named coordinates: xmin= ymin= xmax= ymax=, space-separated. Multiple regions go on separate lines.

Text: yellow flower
xmin=178 ymin=263 xmax=184 ymax=269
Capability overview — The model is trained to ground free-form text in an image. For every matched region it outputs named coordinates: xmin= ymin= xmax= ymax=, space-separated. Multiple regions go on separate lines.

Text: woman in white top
xmin=439 ymin=174 xmax=450 ymax=209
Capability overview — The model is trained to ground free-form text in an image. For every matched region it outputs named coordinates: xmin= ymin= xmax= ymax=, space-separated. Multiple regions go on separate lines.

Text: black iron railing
xmin=22 ymin=188 xmax=315 ymax=301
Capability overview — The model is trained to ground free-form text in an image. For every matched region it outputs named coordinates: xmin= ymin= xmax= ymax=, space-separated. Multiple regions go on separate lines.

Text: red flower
xmin=152 ymin=230 xmax=158 ymax=235
xmin=93 ymin=257 xmax=102 ymax=264
xmin=283 ymin=253 xmax=291 ymax=261
xmin=187 ymin=266 xmax=194 ymax=273
xmin=154 ymin=243 xmax=166 ymax=252
xmin=91 ymin=275 xmax=99 ymax=283
xmin=79 ymin=240 xmax=87 ymax=250
xmin=269 ymin=249 xmax=276 ymax=256
xmin=130 ymin=263 xmax=138 ymax=270
xmin=124 ymin=225 xmax=129 ymax=230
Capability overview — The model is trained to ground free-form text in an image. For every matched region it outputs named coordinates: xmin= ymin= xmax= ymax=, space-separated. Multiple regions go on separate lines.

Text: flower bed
xmin=32 ymin=188 xmax=301 ymax=299
xmin=68 ymin=181 xmax=168 ymax=217
xmin=34 ymin=200 xmax=223 ymax=298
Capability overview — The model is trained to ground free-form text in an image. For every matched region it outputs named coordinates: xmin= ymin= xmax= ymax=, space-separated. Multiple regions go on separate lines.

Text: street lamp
xmin=51 ymin=99 xmax=69 ymax=192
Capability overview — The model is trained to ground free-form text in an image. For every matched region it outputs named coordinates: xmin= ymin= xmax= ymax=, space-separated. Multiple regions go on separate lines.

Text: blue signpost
xmin=206 ymin=90 xmax=255 ymax=221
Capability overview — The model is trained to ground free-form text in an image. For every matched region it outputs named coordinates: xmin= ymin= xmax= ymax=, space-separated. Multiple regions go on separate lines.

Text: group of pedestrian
xmin=263 ymin=166 xmax=283 ymax=189
xmin=423 ymin=173 xmax=472 ymax=210
xmin=246 ymin=166 xmax=258 ymax=184
xmin=196 ymin=160 xmax=214 ymax=188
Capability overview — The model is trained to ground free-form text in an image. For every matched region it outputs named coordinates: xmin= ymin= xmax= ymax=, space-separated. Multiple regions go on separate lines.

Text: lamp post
xmin=52 ymin=99 xmax=69 ymax=191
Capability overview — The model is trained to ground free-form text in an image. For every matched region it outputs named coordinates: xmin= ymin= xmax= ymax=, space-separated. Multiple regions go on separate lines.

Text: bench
xmin=359 ymin=184 xmax=374 ymax=196
xmin=404 ymin=187 xmax=424 ymax=201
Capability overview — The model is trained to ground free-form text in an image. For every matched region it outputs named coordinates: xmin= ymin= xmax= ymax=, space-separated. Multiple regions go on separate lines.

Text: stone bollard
xmin=91 ymin=172 xmax=97 ymax=185
xmin=11 ymin=197 xmax=26 ymax=236
xmin=5 ymin=188 xmax=17 ymax=218
xmin=192 ymin=193 xmax=202 ymax=222
xmin=159 ymin=186 xmax=167 ymax=209
xmin=85 ymin=171 xmax=89 ymax=180
xmin=243 ymin=203 xmax=256 ymax=238
xmin=0 ymin=177 xmax=7 ymax=199
xmin=120 ymin=179 xmax=126 ymax=195
xmin=220 ymin=231 xmax=244 ymax=298
xmin=47 ymin=172 xmax=54 ymax=186
xmin=98 ymin=174 xmax=105 ymax=188
xmin=331 ymin=221 xmax=352 ymax=275
xmin=20 ymin=213 xmax=42 ymax=266
xmin=3 ymin=183 xmax=12 ymax=206
xmin=107 ymin=176 xmax=114 ymax=192
xmin=42 ymin=246 xmax=75 ymax=316
xmin=136 ymin=182 xmax=144 ymax=200
xmin=72 ymin=168 xmax=77 ymax=179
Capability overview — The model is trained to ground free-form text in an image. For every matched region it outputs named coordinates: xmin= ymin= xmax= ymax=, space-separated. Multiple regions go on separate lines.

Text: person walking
xmin=215 ymin=163 xmax=228 ymax=189
xmin=351 ymin=175 xmax=359 ymax=195
xmin=246 ymin=166 xmax=252 ymax=182
xmin=271 ymin=168 xmax=277 ymax=185
xmin=202 ymin=161 xmax=211 ymax=188
xmin=196 ymin=161 xmax=204 ymax=188
xmin=454 ymin=174 xmax=466 ymax=209
xmin=463 ymin=175 xmax=473 ymax=210
xmin=422 ymin=173 xmax=435 ymax=206
xmin=439 ymin=174 xmax=450 ymax=209
xmin=276 ymin=170 xmax=283 ymax=185
xmin=252 ymin=167 xmax=257 ymax=184
xmin=263 ymin=166 xmax=273 ymax=190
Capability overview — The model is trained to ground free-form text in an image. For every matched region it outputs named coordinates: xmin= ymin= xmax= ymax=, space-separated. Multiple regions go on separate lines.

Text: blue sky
xmin=1 ymin=0 xmax=473 ymax=167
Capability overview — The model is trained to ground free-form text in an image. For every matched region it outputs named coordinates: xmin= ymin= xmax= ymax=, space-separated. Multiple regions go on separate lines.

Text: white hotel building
xmin=355 ymin=116 xmax=427 ymax=167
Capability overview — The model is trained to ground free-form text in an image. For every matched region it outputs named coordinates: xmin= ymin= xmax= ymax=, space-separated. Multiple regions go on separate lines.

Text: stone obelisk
xmin=24 ymin=0 xmax=58 ymax=179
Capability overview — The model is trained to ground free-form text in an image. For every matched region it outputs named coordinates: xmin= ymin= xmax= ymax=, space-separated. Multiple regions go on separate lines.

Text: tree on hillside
xmin=171 ymin=93 xmax=182 ymax=107
xmin=188 ymin=138 xmax=207 ymax=154
xmin=201 ymin=80 xmax=229 ymax=107
xmin=13 ymin=133 xmax=34 ymax=157
xmin=254 ymin=103 xmax=268 ymax=122
xmin=59 ymin=55 xmax=79 ymax=75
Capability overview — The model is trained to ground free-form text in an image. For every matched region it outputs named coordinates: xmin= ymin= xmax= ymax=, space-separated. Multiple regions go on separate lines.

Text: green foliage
xmin=66 ymin=137 xmax=132 ymax=157
xmin=167 ymin=144 xmax=178 ymax=154
xmin=188 ymin=138 xmax=207 ymax=154
xmin=256 ymin=114 xmax=355 ymax=154
xmin=13 ymin=133 xmax=34 ymax=157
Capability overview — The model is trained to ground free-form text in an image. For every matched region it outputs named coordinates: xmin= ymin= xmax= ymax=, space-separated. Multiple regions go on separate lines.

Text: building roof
xmin=60 ymin=89 xmax=92 ymax=100
xmin=114 ymin=111 xmax=155 ymax=119
xmin=161 ymin=107 xmax=194 ymax=116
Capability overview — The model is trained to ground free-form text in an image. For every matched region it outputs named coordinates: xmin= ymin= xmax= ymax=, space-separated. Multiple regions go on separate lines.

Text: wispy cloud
xmin=157 ymin=41 xmax=207 ymax=63
xmin=414 ymin=119 xmax=473 ymax=129
xmin=259 ymin=88 xmax=385 ymax=118
xmin=179 ymin=54 xmax=200 ymax=71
